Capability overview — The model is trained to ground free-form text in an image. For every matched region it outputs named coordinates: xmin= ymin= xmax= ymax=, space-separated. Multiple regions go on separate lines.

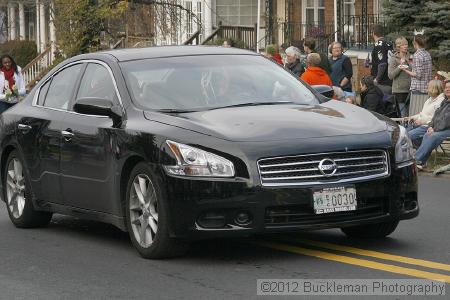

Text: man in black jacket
xmin=371 ymin=24 xmax=393 ymax=87
xmin=415 ymin=80 xmax=450 ymax=167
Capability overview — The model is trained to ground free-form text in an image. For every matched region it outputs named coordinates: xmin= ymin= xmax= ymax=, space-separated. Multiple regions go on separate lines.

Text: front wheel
xmin=4 ymin=150 xmax=52 ymax=228
xmin=340 ymin=220 xmax=399 ymax=238
xmin=125 ymin=162 xmax=188 ymax=258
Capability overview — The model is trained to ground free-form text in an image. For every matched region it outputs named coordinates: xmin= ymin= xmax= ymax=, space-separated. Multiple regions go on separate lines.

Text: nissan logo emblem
xmin=318 ymin=158 xmax=338 ymax=176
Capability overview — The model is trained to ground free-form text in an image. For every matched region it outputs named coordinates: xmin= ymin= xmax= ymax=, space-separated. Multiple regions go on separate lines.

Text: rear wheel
xmin=341 ymin=220 xmax=399 ymax=238
xmin=125 ymin=162 xmax=188 ymax=258
xmin=4 ymin=150 xmax=52 ymax=228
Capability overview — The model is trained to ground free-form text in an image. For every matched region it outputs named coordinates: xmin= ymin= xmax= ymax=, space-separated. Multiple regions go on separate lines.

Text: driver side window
xmin=77 ymin=63 xmax=118 ymax=104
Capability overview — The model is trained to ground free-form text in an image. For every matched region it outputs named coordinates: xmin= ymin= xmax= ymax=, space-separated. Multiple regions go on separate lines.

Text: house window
xmin=343 ymin=0 xmax=355 ymax=22
xmin=196 ymin=1 xmax=202 ymax=37
xmin=303 ymin=0 xmax=325 ymax=25
xmin=184 ymin=0 xmax=202 ymax=36
xmin=185 ymin=1 xmax=193 ymax=35
xmin=216 ymin=0 xmax=258 ymax=26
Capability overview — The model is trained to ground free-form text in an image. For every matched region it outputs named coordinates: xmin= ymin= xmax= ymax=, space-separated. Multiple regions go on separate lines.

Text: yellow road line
xmin=253 ymin=241 xmax=450 ymax=283
xmin=279 ymin=238 xmax=450 ymax=272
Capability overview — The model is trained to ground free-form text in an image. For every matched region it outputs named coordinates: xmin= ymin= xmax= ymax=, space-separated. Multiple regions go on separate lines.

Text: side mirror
xmin=311 ymin=85 xmax=334 ymax=99
xmin=74 ymin=97 xmax=123 ymax=126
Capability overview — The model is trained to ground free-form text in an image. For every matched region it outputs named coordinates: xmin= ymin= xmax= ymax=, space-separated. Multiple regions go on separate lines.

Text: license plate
xmin=313 ymin=186 xmax=357 ymax=214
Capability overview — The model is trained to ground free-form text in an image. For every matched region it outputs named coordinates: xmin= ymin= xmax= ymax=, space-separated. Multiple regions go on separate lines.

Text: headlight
xmin=395 ymin=125 xmax=414 ymax=168
xmin=164 ymin=140 xmax=235 ymax=177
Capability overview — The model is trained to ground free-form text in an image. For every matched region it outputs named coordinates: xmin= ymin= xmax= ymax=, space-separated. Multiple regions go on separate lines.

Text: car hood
xmin=143 ymin=101 xmax=387 ymax=142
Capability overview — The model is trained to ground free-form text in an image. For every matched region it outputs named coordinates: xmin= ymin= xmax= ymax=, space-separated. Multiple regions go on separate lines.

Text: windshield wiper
xmin=209 ymin=101 xmax=294 ymax=110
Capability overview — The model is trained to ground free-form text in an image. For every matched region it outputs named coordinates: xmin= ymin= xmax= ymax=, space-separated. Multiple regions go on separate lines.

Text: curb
xmin=419 ymin=170 xmax=450 ymax=179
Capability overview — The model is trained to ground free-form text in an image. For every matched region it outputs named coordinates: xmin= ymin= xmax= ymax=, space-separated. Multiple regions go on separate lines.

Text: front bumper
xmin=164 ymin=164 xmax=418 ymax=240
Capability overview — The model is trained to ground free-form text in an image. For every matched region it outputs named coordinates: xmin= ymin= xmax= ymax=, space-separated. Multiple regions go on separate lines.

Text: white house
xmin=1 ymin=0 xmax=56 ymax=54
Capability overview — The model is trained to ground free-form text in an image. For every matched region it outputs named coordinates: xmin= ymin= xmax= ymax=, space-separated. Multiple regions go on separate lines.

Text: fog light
xmin=197 ymin=212 xmax=226 ymax=229
xmin=235 ymin=211 xmax=252 ymax=226
xmin=405 ymin=200 xmax=417 ymax=211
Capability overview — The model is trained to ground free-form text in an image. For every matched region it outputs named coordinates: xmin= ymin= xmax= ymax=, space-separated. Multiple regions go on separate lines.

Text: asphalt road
xmin=0 ymin=175 xmax=449 ymax=299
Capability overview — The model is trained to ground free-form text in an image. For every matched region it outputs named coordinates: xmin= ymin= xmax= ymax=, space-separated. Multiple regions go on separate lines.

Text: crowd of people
xmin=259 ymin=25 xmax=449 ymax=170
xmin=0 ymin=35 xmax=447 ymax=171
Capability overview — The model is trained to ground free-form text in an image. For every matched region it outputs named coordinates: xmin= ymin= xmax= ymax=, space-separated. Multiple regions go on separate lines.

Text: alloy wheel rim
xmin=129 ymin=174 xmax=158 ymax=248
xmin=6 ymin=158 xmax=26 ymax=219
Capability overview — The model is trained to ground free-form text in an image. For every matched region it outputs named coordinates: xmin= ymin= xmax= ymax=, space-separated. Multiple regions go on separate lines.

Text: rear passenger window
xmin=44 ymin=64 xmax=83 ymax=110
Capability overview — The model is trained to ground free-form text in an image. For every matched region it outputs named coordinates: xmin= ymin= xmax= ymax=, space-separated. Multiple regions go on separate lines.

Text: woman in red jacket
xmin=264 ymin=44 xmax=283 ymax=66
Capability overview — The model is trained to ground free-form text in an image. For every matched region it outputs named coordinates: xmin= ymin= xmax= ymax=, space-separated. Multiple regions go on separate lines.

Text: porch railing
xmin=22 ymin=47 xmax=54 ymax=89
xmin=184 ymin=22 xmax=257 ymax=51
xmin=266 ymin=14 xmax=387 ymax=52
xmin=183 ymin=30 xmax=201 ymax=45
xmin=127 ymin=36 xmax=154 ymax=48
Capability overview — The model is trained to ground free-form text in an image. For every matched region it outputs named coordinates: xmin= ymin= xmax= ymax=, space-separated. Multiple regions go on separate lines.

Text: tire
xmin=125 ymin=162 xmax=188 ymax=259
xmin=4 ymin=150 xmax=52 ymax=228
xmin=340 ymin=220 xmax=399 ymax=238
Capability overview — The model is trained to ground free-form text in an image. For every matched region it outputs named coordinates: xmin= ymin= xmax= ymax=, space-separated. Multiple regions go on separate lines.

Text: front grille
xmin=265 ymin=197 xmax=386 ymax=226
xmin=257 ymin=150 xmax=389 ymax=186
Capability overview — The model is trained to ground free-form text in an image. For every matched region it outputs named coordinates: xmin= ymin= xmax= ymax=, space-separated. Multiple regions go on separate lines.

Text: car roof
xmin=75 ymin=45 xmax=259 ymax=62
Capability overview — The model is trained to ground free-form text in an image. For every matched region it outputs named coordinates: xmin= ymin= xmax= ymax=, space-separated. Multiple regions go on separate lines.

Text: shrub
xmin=0 ymin=40 xmax=38 ymax=68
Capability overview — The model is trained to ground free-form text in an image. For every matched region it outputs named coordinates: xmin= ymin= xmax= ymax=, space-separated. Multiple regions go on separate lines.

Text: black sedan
xmin=0 ymin=46 xmax=418 ymax=258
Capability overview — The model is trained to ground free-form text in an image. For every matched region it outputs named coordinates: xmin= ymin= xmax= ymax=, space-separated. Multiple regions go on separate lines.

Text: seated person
xmin=414 ymin=80 xmax=450 ymax=169
xmin=300 ymin=53 xmax=333 ymax=86
xmin=405 ymin=80 xmax=445 ymax=147
xmin=359 ymin=75 xmax=386 ymax=115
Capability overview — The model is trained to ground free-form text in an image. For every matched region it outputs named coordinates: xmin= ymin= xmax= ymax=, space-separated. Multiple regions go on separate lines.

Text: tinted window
xmin=44 ymin=64 xmax=83 ymax=110
xmin=120 ymin=55 xmax=318 ymax=111
xmin=77 ymin=63 xmax=117 ymax=103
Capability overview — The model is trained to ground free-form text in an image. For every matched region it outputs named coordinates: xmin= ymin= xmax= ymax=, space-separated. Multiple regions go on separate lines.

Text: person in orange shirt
xmin=300 ymin=53 xmax=333 ymax=87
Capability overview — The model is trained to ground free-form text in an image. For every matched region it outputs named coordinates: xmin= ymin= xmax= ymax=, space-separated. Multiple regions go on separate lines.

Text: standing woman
xmin=0 ymin=55 xmax=26 ymax=113
xmin=329 ymin=42 xmax=353 ymax=93
xmin=399 ymin=34 xmax=432 ymax=116
xmin=388 ymin=37 xmax=411 ymax=117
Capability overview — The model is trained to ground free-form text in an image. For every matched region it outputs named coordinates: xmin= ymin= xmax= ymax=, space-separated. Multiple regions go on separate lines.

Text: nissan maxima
xmin=0 ymin=46 xmax=418 ymax=258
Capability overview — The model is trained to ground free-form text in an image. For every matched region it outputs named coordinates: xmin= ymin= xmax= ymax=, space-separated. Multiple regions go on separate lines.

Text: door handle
xmin=18 ymin=124 xmax=32 ymax=133
xmin=61 ymin=129 xmax=74 ymax=141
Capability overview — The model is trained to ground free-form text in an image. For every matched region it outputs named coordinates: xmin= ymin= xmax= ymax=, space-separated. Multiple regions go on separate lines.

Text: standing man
xmin=303 ymin=37 xmax=332 ymax=75
xmin=371 ymin=24 xmax=393 ymax=89
xmin=400 ymin=34 xmax=433 ymax=116
xmin=329 ymin=42 xmax=353 ymax=93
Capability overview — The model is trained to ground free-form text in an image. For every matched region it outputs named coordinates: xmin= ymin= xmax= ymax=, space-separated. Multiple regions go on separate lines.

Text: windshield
xmin=120 ymin=54 xmax=318 ymax=111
